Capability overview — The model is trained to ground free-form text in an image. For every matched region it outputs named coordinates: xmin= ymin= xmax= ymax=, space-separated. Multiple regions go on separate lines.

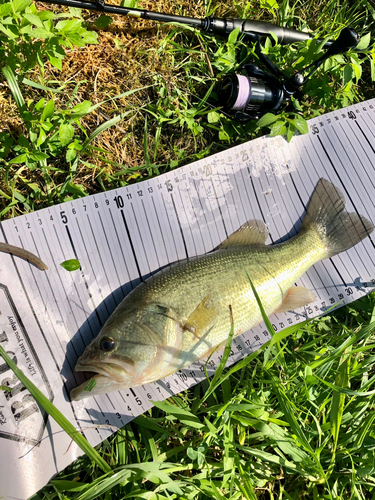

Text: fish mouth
xmin=70 ymin=374 xmax=127 ymax=401
xmin=74 ymin=361 xmax=130 ymax=383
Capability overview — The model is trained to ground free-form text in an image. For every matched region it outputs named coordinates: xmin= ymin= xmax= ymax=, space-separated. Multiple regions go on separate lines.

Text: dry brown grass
xmin=0 ymin=0 xmax=372 ymax=217
xmin=0 ymin=0 xmax=221 ymax=215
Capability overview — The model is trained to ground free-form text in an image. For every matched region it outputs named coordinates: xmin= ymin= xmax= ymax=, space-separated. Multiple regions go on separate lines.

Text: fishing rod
xmin=38 ymin=0 xmax=316 ymax=44
xmin=39 ymin=0 xmax=360 ymax=121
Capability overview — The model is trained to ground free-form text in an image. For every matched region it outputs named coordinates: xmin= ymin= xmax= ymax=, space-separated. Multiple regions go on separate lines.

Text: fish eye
xmin=100 ymin=337 xmax=115 ymax=351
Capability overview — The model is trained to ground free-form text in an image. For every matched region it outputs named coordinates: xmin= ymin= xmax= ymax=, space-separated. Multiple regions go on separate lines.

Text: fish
xmin=70 ymin=178 xmax=374 ymax=401
xmin=0 ymin=242 xmax=48 ymax=270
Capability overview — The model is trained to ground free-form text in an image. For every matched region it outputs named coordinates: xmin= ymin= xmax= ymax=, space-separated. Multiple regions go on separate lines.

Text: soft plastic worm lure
xmin=0 ymin=242 xmax=48 ymax=270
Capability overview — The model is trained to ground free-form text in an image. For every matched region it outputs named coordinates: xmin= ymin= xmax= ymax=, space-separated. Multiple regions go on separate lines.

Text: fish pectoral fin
xmin=218 ymin=220 xmax=269 ymax=249
xmin=183 ymin=295 xmax=217 ymax=339
xmin=274 ymin=286 xmax=316 ymax=314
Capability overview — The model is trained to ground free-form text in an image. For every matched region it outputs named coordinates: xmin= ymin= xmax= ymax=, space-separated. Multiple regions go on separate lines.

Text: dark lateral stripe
xmin=120 ymin=209 xmax=143 ymax=281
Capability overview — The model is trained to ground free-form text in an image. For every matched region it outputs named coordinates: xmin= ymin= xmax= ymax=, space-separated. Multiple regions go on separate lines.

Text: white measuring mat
xmin=1 ymin=99 xmax=375 ymax=500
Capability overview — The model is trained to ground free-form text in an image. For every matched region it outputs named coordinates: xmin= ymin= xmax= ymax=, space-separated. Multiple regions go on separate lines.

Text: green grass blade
xmin=330 ymin=355 xmax=350 ymax=451
xmin=85 ymin=111 xmax=132 ymax=145
xmin=0 ymin=345 xmax=112 ymax=474
xmin=2 ymin=65 xmax=27 ymax=119
xmin=237 ymin=445 xmax=310 ymax=476
xmin=234 ymin=455 xmax=257 ymax=500
xmin=315 ymin=375 xmax=375 ymax=396
xmin=152 ymin=400 xmax=206 ymax=429
xmin=272 ymin=383 xmax=325 ymax=480
xmin=199 ymin=305 xmax=235 ymax=405
xmin=353 ymin=411 xmax=375 ymax=449
xmin=245 ymin=270 xmax=275 ymax=337
xmin=21 ymin=77 xmax=66 ymax=92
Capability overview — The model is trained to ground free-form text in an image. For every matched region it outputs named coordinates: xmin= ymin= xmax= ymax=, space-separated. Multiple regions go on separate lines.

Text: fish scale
xmin=70 ymin=179 xmax=374 ymax=400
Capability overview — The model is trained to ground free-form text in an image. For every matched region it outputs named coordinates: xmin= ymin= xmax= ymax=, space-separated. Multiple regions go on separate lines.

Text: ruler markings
xmin=356 ymin=114 xmax=375 ymax=155
xmin=192 ymin=178 xmax=216 ymax=251
xmin=209 ymin=177 xmax=229 ymax=239
xmin=249 ymin=174 xmax=272 ymax=241
xmin=97 ymin=211 xmax=123 ymax=295
xmin=2 ymin=99 xmax=375 ymax=500
xmin=38 ymin=227 xmax=85 ymax=354
xmin=294 ymin=135 xmax=341 ymax=295
xmin=185 ymin=179 xmax=209 ymax=256
xmin=237 ymin=162 xmax=259 ymax=227
xmin=140 ymin=194 xmax=167 ymax=269
xmin=301 ymin=130 xmax=349 ymax=289
xmin=74 ymin=217 xmax=109 ymax=324
xmin=176 ymin=177 xmax=202 ymax=257
xmin=264 ymin=141 xmax=294 ymax=240
xmin=317 ymin=127 xmax=373 ymax=283
xmin=129 ymin=202 xmax=153 ymax=275
xmin=213 ymin=162 xmax=238 ymax=235
xmin=150 ymin=194 xmax=171 ymax=263
xmin=2 ymin=218 xmax=88 ymax=444
xmin=314 ymin=129 xmax=361 ymax=286
xmin=227 ymin=160 xmax=245 ymax=230
xmin=175 ymin=183 xmax=198 ymax=257
xmin=313 ymin=136 xmax=347 ymax=289
xmin=92 ymin=201 xmax=126 ymax=303
xmin=228 ymin=163 xmax=249 ymax=228
xmin=53 ymin=224 xmax=100 ymax=346
xmin=170 ymin=192 xmax=189 ymax=259
xmin=160 ymin=192 xmax=180 ymax=262
xmin=197 ymin=173 xmax=224 ymax=247
xmin=141 ymin=198 xmax=162 ymax=270
xmin=329 ymin=122 xmax=375 ymax=277
xmin=85 ymin=212 xmax=119 ymax=308
xmin=352 ymin=121 xmax=375 ymax=182
xmin=185 ymin=184 xmax=207 ymax=255
xmin=130 ymin=192 xmax=162 ymax=274
xmin=120 ymin=210 xmax=143 ymax=281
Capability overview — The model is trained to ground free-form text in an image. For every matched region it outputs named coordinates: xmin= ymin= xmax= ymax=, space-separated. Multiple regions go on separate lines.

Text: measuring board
xmin=1 ymin=98 xmax=375 ymax=500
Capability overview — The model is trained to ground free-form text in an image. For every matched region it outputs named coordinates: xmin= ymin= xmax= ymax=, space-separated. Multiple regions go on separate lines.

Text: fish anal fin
xmin=183 ymin=295 xmax=217 ymax=339
xmin=219 ymin=220 xmax=269 ymax=249
xmin=274 ymin=286 xmax=316 ymax=314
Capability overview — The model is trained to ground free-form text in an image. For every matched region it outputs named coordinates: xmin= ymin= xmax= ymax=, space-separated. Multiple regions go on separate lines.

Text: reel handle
xmin=324 ymin=27 xmax=360 ymax=57
xmin=284 ymin=27 xmax=360 ymax=93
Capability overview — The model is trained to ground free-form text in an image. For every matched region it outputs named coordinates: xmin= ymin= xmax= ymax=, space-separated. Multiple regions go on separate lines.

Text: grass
xmin=0 ymin=0 xmax=374 ymax=216
xmin=30 ymin=294 xmax=375 ymax=499
xmin=0 ymin=0 xmax=375 ymax=498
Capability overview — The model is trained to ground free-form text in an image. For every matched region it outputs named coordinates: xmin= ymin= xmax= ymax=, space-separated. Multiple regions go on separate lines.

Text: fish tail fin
xmin=301 ymin=178 xmax=374 ymax=258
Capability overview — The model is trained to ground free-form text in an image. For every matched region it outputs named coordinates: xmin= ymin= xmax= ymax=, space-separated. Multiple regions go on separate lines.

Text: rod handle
xmin=203 ymin=17 xmax=312 ymax=45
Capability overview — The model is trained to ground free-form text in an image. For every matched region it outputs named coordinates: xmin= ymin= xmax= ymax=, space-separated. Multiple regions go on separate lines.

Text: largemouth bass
xmin=70 ymin=178 xmax=374 ymax=401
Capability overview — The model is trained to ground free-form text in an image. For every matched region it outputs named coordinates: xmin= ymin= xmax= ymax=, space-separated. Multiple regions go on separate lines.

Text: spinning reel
xmin=217 ymin=27 xmax=359 ymax=121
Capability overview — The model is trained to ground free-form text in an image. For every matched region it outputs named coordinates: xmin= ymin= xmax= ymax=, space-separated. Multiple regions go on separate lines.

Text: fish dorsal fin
xmin=274 ymin=286 xmax=316 ymax=314
xmin=219 ymin=220 xmax=269 ymax=249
